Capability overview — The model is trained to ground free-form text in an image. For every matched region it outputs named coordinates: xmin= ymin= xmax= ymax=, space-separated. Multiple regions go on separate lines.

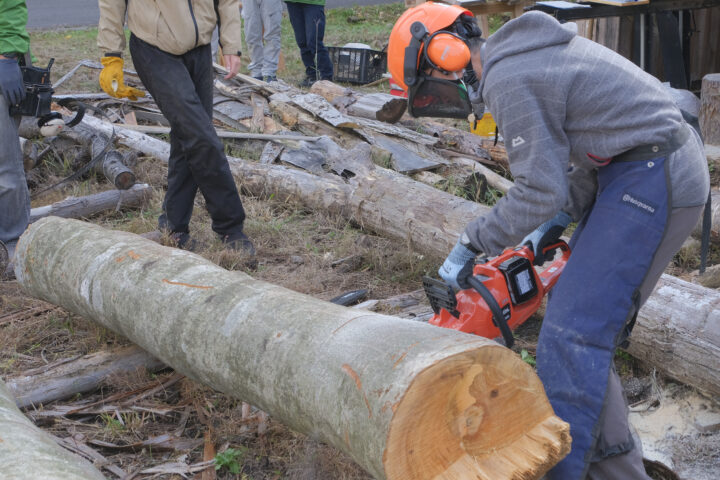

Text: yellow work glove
xmin=99 ymin=55 xmax=145 ymax=101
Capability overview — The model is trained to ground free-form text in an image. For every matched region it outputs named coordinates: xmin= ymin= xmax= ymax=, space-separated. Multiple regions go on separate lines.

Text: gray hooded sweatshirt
xmin=464 ymin=11 xmax=709 ymax=256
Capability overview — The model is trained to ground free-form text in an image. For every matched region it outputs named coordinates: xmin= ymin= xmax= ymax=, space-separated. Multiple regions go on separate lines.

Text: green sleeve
xmin=0 ymin=0 xmax=29 ymax=55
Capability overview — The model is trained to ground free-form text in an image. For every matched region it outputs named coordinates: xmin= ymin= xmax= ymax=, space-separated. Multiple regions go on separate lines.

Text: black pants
xmin=130 ymin=34 xmax=245 ymax=236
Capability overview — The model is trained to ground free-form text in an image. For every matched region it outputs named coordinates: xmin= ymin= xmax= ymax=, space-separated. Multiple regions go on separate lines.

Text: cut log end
xmin=115 ymin=171 xmax=137 ymax=190
xmin=384 ymin=347 xmax=570 ymax=480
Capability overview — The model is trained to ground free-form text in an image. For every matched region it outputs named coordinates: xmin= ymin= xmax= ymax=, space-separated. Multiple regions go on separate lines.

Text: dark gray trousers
xmin=129 ymin=34 xmax=245 ymax=236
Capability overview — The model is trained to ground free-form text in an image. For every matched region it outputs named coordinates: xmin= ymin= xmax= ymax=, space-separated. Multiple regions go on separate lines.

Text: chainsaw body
xmin=424 ymin=241 xmax=571 ymax=340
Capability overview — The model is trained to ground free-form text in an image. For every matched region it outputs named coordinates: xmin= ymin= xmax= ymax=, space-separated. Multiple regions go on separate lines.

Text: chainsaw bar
xmin=422 ymin=276 xmax=460 ymax=318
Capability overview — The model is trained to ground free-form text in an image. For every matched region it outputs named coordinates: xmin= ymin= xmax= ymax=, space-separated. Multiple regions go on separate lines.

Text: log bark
xmin=399 ymin=118 xmax=500 ymax=168
xmin=626 ymin=274 xmax=720 ymax=399
xmin=29 ymin=183 xmax=152 ymax=223
xmin=19 ymin=137 xmax=39 ymax=171
xmin=310 ymin=80 xmax=407 ymax=124
xmin=94 ymin=150 xmax=136 ymax=189
xmin=0 ymin=379 xmax=105 ymax=479
xmin=15 ymin=217 xmax=571 ymax=480
xmin=6 ymin=346 xmax=165 ymax=409
xmin=699 ymin=73 xmax=720 ymax=144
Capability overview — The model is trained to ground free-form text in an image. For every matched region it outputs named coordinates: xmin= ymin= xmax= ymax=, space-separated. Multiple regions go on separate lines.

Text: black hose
xmin=467 ymin=276 xmax=514 ymax=348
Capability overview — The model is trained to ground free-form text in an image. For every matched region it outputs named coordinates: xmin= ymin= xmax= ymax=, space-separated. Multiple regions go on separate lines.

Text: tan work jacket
xmin=97 ymin=0 xmax=242 ymax=57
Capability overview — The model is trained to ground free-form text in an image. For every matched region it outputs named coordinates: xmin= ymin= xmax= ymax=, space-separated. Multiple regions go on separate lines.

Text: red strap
xmin=587 ymin=152 xmax=612 ymax=166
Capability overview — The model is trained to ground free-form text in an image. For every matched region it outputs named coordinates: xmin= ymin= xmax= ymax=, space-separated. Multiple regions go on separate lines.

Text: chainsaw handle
xmin=466 ymin=276 xmax=514 ymax=349
xmin=538 ymin=240 xmax=571 ymax=290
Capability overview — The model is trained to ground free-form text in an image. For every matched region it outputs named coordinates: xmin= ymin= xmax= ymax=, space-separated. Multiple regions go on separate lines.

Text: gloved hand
xmin=522 ymin=211 xmax=572 ymax=266
xmin=468 ymin=81 xmax=485 ymax=119
xmin=99 ymin=55 xmax=145 ymax=101
xmin=0 ymin=57 xmax=25 ymax=105
xmin=439 ymin=236 xmax=478 ymax=290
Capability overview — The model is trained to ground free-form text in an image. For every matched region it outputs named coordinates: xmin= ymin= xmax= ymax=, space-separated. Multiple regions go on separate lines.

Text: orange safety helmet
xmin=388 ymin=2 xmax=476 ymax=91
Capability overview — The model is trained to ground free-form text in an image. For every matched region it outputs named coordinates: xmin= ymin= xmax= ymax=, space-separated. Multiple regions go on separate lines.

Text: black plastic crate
xmin=327 ymin=46 xmax=387 ymax=85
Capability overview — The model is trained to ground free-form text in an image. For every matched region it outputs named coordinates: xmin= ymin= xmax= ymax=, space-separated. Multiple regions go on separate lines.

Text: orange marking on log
xmin=342 ymin=364 xmax=373 ymax=418
xmin=392 ymin=351 xmax=408 ymax=368
xmin=162 ymin=279 xmax=214 ymax=290
xmin=115 ymin=256 xmax=125 ymax=263
xmin=128 ymin=250 xmax=141 ymax=259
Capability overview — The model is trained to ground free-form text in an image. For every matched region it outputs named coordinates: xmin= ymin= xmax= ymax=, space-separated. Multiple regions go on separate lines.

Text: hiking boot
xmin=168 ymin=231 xmax=197 ymax=251
xmin=252 ymin=75 xmax=263 ymax=81
xmin=299 ymin=76 xmax=316 ymax=88
xmin=221 ymin=232 xmax=256 ymax=256
xmin=263 ymin=75 xmax=277 ymax=83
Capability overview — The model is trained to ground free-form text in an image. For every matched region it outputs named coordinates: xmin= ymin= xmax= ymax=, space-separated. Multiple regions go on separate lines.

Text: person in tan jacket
xmin=97 ymin=0 xmax=255 ymax=254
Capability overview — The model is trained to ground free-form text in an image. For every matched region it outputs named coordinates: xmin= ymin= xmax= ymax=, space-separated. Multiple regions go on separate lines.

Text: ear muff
xmin=425 ymin=32 xmax=471 ymax=74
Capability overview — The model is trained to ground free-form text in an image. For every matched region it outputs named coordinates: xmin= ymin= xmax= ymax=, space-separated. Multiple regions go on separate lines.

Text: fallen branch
xmin=29 ymin=183 xmax=152 ymax=223
xmin=118 ymin=123 xmax=319 ymax=142
xmin=7 ymin=345 xmax=165 ymax=408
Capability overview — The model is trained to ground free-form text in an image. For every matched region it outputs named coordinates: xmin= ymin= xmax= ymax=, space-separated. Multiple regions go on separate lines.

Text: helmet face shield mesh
xmin=408 ymin=76 xmax=472 ymax=119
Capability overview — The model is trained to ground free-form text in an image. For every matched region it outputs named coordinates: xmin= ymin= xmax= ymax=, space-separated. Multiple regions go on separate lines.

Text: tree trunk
xmin=0 ymin=379 xmax=105 ymax=479
xmin=29 ymin=183 xmax=152 ymax=223
xmin=626 ymin=274 xmax=720 ymax=399
xmin=699 ymin=73 xmax=720 ymax=144
xmin=6 ymin=346 xmax=165 ymax=409
xmin=15 ymin=217 xmax=571 ymax=480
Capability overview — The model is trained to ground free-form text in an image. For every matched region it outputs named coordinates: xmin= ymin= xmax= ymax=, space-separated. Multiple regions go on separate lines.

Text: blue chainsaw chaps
xmin=538 ymin=155 xmax=689 ymax=480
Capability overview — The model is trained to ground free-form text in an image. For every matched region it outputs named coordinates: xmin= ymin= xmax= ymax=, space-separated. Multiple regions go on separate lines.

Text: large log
xmin=29 ymin=183 xmax=152 ymax=223
xmin=80 ymin=116 xmax=720 ymax=398
xmin=16 ymin=217 xmax=571 ymax=480
xmin=6 ymin=346 xmax=165 ymax=409
xmin=699 ymin=73 xmax=720 ymax=144
xmin=626 ymin=275 xmax=720 ymax=399
xmin=0 ymin=379 xmax=105 ymax=479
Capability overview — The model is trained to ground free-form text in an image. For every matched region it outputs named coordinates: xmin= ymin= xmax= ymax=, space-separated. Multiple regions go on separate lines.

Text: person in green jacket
xmin=0 ymin=0 xmax=30 ymax=278
xmin=284 ymin=0 xmax=333 ymax=86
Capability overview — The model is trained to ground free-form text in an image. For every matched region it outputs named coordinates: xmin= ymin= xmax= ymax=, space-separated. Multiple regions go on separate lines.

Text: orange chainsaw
xmin=422 ymin=241 xmax=571 ymax=348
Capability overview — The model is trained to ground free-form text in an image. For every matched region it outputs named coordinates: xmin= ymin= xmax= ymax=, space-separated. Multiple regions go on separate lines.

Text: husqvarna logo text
xmin=622 ymin=193 xmax=656 ymax=214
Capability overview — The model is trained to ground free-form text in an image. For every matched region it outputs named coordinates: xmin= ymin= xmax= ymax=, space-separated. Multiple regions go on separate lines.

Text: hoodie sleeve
xmin=97 ymin=0 xmax=127 ymax=54
xmin=464 ymin=70 xmax=571 ymax=256
xmin=217 ymin=0 xmax=243 ymax=56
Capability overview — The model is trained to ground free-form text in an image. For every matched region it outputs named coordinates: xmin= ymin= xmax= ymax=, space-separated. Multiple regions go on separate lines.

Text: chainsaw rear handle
xmin=466 ymin=275 xmax=514 ymax=349
xmin=538 ymin=240 xmax=571 ymax=290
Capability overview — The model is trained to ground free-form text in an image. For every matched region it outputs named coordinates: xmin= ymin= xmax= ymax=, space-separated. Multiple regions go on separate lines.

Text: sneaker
xmin=252 ymin=75 xmax=263 ymax=81
xmin=221 ymin=232 xmax=256 ymax=256
xmin=263 ymin=75 xmax=277 ymax=83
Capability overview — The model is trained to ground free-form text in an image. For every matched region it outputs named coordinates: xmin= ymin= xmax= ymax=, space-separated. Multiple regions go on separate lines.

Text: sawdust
xmin=630 ymin=381 xmax=720 ymax=480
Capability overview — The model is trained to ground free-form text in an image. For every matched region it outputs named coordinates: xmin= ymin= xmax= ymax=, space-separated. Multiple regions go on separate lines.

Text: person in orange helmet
xmin=389 ymin=4 xmax=709 ymax=480
xmin=387 ymin=2 xmax=483 ymax=119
